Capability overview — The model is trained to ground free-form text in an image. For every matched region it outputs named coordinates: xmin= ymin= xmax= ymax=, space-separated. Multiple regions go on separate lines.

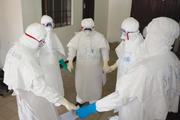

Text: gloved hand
xmin=59 ymin=97 xmax=77 ymax=111
xmin=103 ymin=61 xmax=111 ymax=73
xmin=67 ymin=60 xmax=73 ymax=72
xmin=109 ymin=63 xmax=118 ymax=73
xmin=59 ymin=59 xmax=69 ymax=72
xmin=76 ymin=103 xmax=99 ymax=119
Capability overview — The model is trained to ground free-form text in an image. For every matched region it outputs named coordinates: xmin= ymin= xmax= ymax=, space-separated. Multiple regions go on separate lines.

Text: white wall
xmin=21 ymin=0 xmax=42 ymax=30
xmin=106 ymin=0 xmax=132 ymax=42
xmin=20 ymin=0 xmax=133 ymax=51
xmin=20 ymin=0 xmax=83 ymax=57
xmin=94 ymin=0 xmax=109 ymax=38
xmin=0 ymin=0 xmax=24 ymax=68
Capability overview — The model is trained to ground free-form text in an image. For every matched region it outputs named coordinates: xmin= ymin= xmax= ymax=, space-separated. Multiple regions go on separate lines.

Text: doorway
xmin=131 ymin=1 xmax=180 ymax=119
xmin=83 ymin=0 xmax=94 ymax=19
xmin=131 ymin=0 xmax=180 ymax=32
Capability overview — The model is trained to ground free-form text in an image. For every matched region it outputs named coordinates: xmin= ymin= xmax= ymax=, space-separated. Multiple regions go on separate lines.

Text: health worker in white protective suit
xmin=67 ymin=18 xmax=110 ymax=106
xmin=40 ymin=15 xmax=65 ymax=98
xmin=107 ymin=17 xmax=144 ymax=120
xmin=108 ymin=17 xmax=143 ymax=81
xmin=3 ymin=23 xmax=77 ymax=120
xmin=76 ymin=17 xmax=180 ymax=120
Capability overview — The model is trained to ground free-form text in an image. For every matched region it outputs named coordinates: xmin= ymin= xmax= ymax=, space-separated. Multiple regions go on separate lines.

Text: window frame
xmin=42 ymin=0 xmax=73 ymax=28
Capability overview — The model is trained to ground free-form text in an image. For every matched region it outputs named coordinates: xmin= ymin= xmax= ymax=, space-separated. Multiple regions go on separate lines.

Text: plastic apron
xmin=75 ymin=35 xmax=104 ymax=102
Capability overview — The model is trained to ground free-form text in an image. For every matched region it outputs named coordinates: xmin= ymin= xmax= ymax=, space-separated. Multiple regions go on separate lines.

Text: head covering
xmin=115 ymin=17 xmax=143 ymax=76
xmin=41 ymin=15 xmax=55 ymax=29
xmin=81 ymin=18 xmax=94 ymax=29
xmin=145 ymin=17 xmax=180 ymax=54
xmin=120 ymin=17 xmax=139 ymax=40
xmin=20 ymin=23 xmax=47 ymax=49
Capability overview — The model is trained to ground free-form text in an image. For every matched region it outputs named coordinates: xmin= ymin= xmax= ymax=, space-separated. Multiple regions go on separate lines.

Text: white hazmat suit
xmin=40 ymin=15 xmax=65 ymax=97
xmin=108 ymin=17 xmax=144 ymax=119
xmin=3 ymin=23 xmax=76 ymax=120
xmin=111 ymin=17 xmax=143 ymax=82
xmin=67 ymin=18 xmax=110 ymax=104
xmin=95 ymin=17 xmax=180 ymax=120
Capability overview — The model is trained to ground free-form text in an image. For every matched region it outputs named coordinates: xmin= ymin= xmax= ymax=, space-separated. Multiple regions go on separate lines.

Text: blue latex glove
xmin=76 ymin=103 xmax=99 ymax=119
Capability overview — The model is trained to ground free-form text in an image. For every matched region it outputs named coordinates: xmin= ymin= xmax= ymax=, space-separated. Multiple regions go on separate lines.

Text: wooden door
xmin=131 ymin=0 xmax=180 ymax=32
xmin=83 ymin=0 xmax=94 ymax=19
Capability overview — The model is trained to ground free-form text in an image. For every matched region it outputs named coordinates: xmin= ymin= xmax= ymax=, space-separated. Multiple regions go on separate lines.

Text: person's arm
xmin=67 ymin=33 xmax=79 ymax=61
xmin=31 ymin=76 xmax=77 ymax=110
xmin=96 ymin=91 xmax=132 ymax=111
xmin=101 ymin=48 xmax=111 ymax=73
xmin=101 ymin=48 xmax=109 ymax=61
xmin=109 ymin=60 xmax=118 ymax=73
xmin=67 ymin=47 xmax=76 ymax=72
xmin=23 ymin=61 xmax=77 ymax=110
xmin=31 ymin=76 xmax=62 ymax=104
xmin=76 ymin=66 xmax=146 ymax=119
xmin=76 ymin=91 xmax=134 ymax=119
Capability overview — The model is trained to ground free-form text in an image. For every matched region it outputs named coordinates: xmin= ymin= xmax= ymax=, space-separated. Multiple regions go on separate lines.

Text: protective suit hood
xmin=81 ymin=18 xmax=94 ymax=33
xmin=41 ymin=15 xmax=55 ymax=31
xmin=144 ymin=17 xmax=180 ymax=55
xmin=121 ymin=17 xmax=139 ymax=40
xmin=20 ymin=23 xmax=46 ymax=50
xmin=116 ymin=17 xmax=143 ymax=57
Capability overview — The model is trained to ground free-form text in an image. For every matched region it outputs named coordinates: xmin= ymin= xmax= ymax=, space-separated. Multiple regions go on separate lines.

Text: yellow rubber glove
xmin=109 ymin=63 xmax=118 ymax=72
xmin=103 ymin=61 xmax=111 ymax=73
xmin=67 ymin=60 xmax=73 ymax=72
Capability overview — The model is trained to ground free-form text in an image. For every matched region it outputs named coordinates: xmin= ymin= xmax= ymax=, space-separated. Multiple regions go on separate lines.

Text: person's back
xmin=136 ymin=17 xmax=180 ymax=120
xmin=134 ymin=50 xmax=180 ymax=120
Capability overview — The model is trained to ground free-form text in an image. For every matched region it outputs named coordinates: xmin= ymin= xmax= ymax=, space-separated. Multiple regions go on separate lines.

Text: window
xmin=42 ymin=0 xmax=72 ymax=27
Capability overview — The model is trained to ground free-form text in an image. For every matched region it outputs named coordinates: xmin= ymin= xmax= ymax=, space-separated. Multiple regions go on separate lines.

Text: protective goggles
xmin=120 ymin=28 xmax=136 ymax=40
xmin=42 ymin=22 xmax=54 ymax=28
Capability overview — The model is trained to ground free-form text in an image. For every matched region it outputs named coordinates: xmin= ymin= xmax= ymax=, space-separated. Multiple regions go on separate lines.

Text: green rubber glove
xmin=59 ymin=59 xmax=69 ymax=72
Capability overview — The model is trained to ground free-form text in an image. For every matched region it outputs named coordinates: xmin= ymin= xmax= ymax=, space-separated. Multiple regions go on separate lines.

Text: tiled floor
xmin=0 ymin=43 xmax=180 ymax=120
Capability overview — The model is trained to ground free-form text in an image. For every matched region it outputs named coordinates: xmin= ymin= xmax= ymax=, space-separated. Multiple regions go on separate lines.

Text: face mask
xmin=38 ymin=40 xmax=46 ymax=48
xmin=120 ymin=28 xmax=137 ymax=40
xmin=45 ymin=26 xmax=53 ymax=31
xmin=25 ymin=33 xmax=46 ymax=48
xmin=84 ymin=28 xmax=92 ymax=31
